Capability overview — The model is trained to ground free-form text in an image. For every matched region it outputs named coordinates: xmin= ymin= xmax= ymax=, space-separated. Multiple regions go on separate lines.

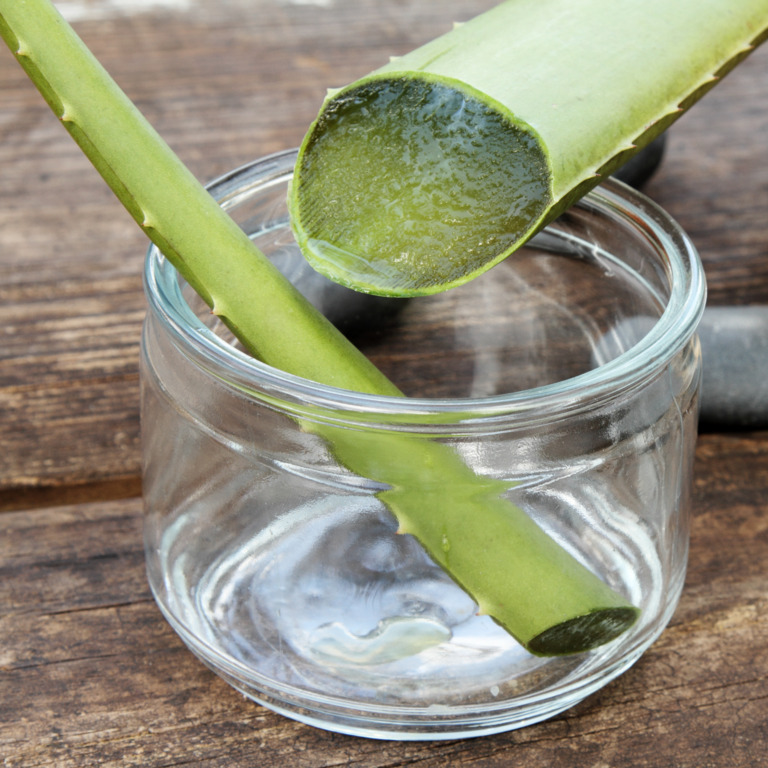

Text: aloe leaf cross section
xmin=290 ymin=0 xmax=768 ymax=296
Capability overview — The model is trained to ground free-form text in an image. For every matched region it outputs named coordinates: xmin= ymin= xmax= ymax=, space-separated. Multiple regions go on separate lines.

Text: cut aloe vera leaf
xmin=290 ymin=0 xmax=768 ymax=297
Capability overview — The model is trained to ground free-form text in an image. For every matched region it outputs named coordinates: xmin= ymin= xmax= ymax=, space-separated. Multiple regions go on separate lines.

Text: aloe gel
xmin=293 ymin=78 xmax=550 ymax=295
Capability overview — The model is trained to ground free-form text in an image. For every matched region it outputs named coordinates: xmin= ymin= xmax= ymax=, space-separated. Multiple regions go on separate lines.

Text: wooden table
xmin=2 ymin=2 xmax=767 ymax=765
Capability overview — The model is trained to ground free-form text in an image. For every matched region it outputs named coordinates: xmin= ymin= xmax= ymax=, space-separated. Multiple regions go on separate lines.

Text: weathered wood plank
xmin=646 ymin=46 xmax=768 ymax=307
xmin=1 ymin=432 xmax=767 ymax=767
xmin=0 ymin=0 xmax=499 ymax=502
xmin=2 ymin=1 xmax=767 ymax=505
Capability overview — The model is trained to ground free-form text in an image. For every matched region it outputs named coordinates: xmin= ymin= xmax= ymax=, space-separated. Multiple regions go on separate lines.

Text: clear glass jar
xmin=141 ymin=149 xmax=705 ymax=739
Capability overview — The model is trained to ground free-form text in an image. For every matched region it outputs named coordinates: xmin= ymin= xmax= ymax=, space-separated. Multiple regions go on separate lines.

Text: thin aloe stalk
xmin=0 ymin=0 xmax=641 ymax=655
xmin=290 ymin=0 xmax=768 ymax=297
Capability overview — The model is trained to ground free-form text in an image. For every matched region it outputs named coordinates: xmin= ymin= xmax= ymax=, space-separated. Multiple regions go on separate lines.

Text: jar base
xmin=145 ymin=493 xmax=675 ymax=739
xmin=152 ymin=592 xmax=647 ymax=739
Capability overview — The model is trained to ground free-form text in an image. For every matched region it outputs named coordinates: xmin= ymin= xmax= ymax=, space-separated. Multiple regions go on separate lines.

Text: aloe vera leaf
xmin=0 ymin=0 xmax=638 ymax=655
xmin=290 ymin=0 xmax=768 ymax=297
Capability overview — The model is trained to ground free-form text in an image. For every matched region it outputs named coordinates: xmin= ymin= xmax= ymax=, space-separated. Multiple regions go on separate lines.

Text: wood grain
xmin=1 ymin=1 xmax=768 ymax=765
xmin=1 ymin=433 xmax=766 ymax=767
xmin=2 ymin=1 xmax=766 ymax=501
xmin=0 ymin=0 xmax=499 ymax=503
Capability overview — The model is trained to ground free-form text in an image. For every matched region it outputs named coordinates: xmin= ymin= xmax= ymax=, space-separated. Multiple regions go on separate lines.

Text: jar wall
xmin=140 ymin=150 xmax=704 ymax=738
xmin=141 ymin=286 xmax=701 ymax=733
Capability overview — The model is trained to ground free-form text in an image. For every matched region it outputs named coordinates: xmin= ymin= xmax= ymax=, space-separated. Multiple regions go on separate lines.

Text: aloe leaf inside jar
xmin=290 ymin=77 xmax=552 ymax=297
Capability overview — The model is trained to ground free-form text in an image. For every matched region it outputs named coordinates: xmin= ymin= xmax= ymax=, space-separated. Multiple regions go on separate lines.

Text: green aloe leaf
xmin=290 ymin=0 xmax=768 ymax=296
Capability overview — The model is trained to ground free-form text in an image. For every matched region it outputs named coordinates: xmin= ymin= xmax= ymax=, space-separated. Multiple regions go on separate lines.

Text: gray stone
xmin=698 ymin=306 xmax=768 ymax=430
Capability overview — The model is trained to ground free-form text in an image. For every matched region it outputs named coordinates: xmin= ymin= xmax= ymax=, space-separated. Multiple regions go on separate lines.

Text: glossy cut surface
xmin=291 ymin=77 xmax=549 ymax=295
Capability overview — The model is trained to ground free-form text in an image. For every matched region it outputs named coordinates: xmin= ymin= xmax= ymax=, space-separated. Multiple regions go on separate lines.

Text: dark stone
xmin=698 ymin=306 xmax=768 ymax=430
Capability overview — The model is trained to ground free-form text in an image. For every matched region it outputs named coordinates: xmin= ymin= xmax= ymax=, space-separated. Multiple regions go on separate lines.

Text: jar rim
xmin=143 ymin=148 xmax=705 ymax=423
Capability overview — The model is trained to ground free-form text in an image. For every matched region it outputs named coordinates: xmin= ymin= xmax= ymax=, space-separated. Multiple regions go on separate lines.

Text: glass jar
xmin=141 ymin=149 xmax=705 ymax=739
